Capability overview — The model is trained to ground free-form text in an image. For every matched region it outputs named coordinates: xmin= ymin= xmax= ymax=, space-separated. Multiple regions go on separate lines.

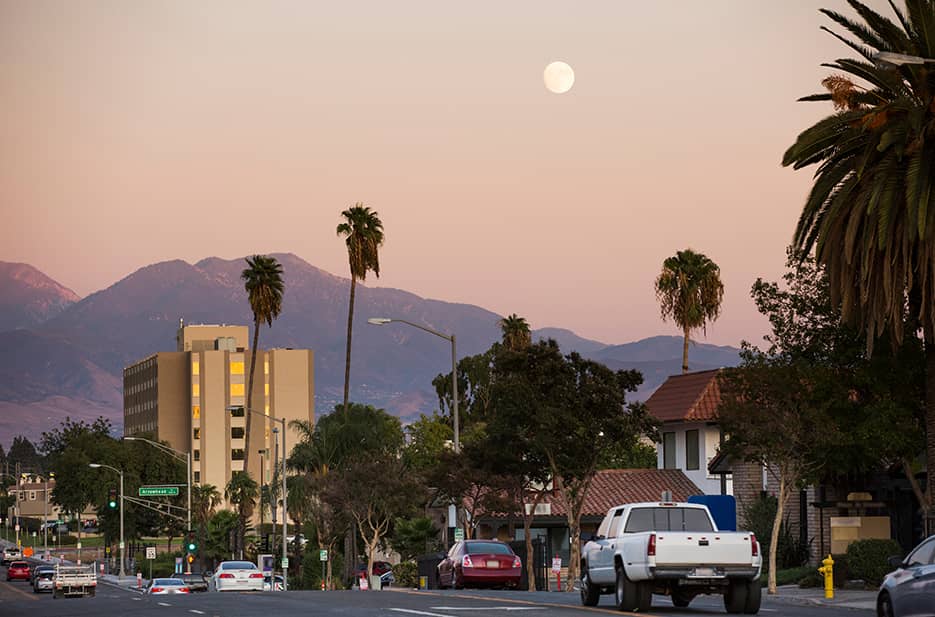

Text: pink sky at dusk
xmin=0 ymin=1 xmax=894 ymax=348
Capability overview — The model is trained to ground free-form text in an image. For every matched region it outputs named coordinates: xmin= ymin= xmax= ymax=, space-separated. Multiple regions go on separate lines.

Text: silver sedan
xmin=212 ymin=561 xmax=265 ymax=592
xmin=877 ymin=535 xmax=935 ymax=617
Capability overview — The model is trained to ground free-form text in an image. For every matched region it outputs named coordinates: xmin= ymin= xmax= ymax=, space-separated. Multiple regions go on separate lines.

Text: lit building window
xmin=193 ymin=405 xmax=200 ymax=420
xmin=193 ymin=428 xmax=201 ymax=440
xmin=192 ymin=360 xmax=199 ymax=376
xmin=231 ymin=383 xmax=244 ymax=397
xmin=264 ymin=383 xmax=269 ymax=396
xmin=230 ymin=361 xmax=244 ymax=375
xmin=192 ymin=383 xmax=200 ymax=397
xmin=231 ymin=449 xmax=245 ymax=461
xmin=264 ymin=360 xmax=269 ymax=374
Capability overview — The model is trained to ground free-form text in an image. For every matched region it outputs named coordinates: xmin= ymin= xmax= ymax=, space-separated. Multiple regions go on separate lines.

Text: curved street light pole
xmin=367 ymin=317 xmax=459 ymax=452
xmin=124 ymin=436 xmax=192 ymax=573
xmin=227 ymin=405 xmax=288 ymax=591
xmin=89 ymin=463 xmax=125 ymax=578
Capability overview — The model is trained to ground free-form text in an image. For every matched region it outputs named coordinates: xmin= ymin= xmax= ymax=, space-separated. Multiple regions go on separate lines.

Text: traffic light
xmin=186 ymin=533 xmax=196 ymax=553
xmin=186 ymin=553 xmax=194 ymax=565
xmin=108 ymin=487 xmax=117 ymax=509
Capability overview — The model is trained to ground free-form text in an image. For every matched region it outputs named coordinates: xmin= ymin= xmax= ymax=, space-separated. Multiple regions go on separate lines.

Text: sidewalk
xmin=753 ymin=585 xmax=877 ymax=611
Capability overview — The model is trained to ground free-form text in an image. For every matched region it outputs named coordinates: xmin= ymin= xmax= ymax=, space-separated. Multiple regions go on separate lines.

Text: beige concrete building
xmin=123 ymin=324 xmax=314 ymax=519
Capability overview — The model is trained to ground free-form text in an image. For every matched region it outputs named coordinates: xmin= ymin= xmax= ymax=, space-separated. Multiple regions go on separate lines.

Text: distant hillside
xmin=0 ymin=261 xmax=80 ymax=331
xmin=0 ymin=255 xmax=740 ymax=445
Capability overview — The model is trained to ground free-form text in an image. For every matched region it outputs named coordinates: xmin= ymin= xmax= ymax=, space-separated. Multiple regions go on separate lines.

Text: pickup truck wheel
xmin=724 ymin=579 xmax=748 ymax=614
xmin=580 ymin=572 xmax=599 ymax=607
xmin=743 ymin=579 xmax=761 ymax=614
xmin=635 ymin=581 xmax=652 ymax=611
xmin=672 ymin=590 xmax=692 ymax=607
xmin=614 ymin=568 xmax=640 ymax=611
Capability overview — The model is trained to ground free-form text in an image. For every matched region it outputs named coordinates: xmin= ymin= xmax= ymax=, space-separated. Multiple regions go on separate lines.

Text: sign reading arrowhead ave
xmin=139 ymin=486 xmax=180 ymax=497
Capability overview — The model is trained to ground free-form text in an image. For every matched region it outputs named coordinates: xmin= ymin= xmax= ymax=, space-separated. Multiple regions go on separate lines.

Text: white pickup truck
xmin=580 ymin=501 xmax=762 ymax=613
xmin=53 ymin=564 xmax=97 ymax=598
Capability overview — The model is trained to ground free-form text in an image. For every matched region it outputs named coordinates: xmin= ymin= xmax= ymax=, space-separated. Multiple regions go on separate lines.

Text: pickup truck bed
xmin=53 ymin=565 xmax=97 ymax=598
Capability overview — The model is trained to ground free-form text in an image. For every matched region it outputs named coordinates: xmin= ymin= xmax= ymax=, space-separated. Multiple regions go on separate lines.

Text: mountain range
xmin=0 ymin=256 xmax=741 ymax=447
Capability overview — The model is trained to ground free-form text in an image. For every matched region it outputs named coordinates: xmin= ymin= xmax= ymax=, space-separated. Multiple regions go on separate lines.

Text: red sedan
xmin=437 ymin=540 xmax=521 ymax=589
xmin=6 ymin=561 xmax=30 ymax=581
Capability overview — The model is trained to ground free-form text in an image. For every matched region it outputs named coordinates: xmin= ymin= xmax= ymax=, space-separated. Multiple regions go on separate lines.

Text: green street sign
xmin=139 ymin=486 xmax=180 ymax=497
xmin=319 ymin=550 xmax=328 ymax=562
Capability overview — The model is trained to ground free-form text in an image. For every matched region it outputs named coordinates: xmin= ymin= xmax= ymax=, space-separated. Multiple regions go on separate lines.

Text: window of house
xmin=193 ymin=428 xmax=201 ymax=440
xmin=663 ymin=432 xmax=677 ymax=469
xmin=231 ymin=448 xmax=245 ymax=461
xmin=685 ymin=429 xmax=700 ymax=470
xmin=193 ymin=450 xmax=200 ymax=462
xmin=231 ymin=427 xmax=245 ymax=439
xmin=193 ymin=471 xmax=200 ymax=483
xmin=29 ymin=491 xmax=36 ymax=501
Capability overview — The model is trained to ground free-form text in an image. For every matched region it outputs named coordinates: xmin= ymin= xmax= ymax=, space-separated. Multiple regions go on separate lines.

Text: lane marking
xmin=189 ymin=610 xmax=205 ymax=614
xmin=390 ymin=610 xmax=453 ymax=617
xmin=158 ymin=601 xmax=171 ymax=606
xmin=390 ymin=590 xmax=638 ymax=616
xmin=431 ymin=608 xmax=541 ymax=612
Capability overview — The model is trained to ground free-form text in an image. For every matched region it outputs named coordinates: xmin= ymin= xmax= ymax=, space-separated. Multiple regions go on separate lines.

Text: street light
xmin=44 ymin=472 xmax=54 ymax=557
xmin=226 ymin=405 xmax=288 ymax=591
xmin=89 ymin=463 xmax=125 ymax=578
xmin=124 ymin=436 xmax=192 ymax=573
xmin=368 ymin=317 xmax=459 ymax=452
xmin=873 ymin=51 xmax=935 ymax=66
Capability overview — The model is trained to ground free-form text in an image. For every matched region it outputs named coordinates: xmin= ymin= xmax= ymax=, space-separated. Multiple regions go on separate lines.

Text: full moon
xmin=543 ymin=61 xmax=575 ymax=94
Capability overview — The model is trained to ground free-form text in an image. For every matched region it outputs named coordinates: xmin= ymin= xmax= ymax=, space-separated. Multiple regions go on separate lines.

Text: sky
xmin=0 ymin=1 xmax=895 ymax=348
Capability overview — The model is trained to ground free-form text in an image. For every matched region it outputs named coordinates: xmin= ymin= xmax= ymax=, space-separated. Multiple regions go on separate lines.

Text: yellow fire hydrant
xmin=817 ymin=554 xmax=834 ymax=599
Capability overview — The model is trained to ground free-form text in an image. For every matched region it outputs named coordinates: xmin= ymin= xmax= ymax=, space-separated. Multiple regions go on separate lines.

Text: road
xmin=0 ymin=574 xmax=875 ymax=617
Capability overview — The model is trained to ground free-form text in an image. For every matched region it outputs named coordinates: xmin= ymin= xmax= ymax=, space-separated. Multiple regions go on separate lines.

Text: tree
xmin=192 ymin=484 xmax=222 ymax=571
xmin=336 ymin=204 xmax=385 ymax=417
xmin=654 ymin=249 xmax=725 ymax=373
xmin=241 ymin=254 xmax=285 ymax=473
xmin=8 ymin=436 xmax=43 ymax=473
xmin=782 ymin=0 xmax=935 ymax=516
xmin=206 ymin=509 xmax=239 ymax=564
xmin=499 ymin=313 xmax=531 ymax=351
xmin=225 ymin=472 xmax=259 ymax=559
xmin=390 ymin=516 xmax=441 ymax=562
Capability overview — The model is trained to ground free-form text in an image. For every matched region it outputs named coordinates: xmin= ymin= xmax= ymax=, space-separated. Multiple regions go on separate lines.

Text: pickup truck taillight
xmin=647 ymin=533 xmax=656 ymax=557
xmin=750 ymin=533 xmax=759 ymax=557
xmin=462 ymin=555 xmax=474 ymax=568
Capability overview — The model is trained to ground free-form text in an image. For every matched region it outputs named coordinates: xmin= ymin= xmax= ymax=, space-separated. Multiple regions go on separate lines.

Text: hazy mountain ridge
xmin=0 ymin=261 xmax=81 ymax=331
xmin=0 ymin=256 xmax=740 ymax=444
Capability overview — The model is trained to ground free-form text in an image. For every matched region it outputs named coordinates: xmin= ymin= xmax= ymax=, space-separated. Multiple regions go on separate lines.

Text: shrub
xmin=845 ymin=539 xmax=902 ymax=587
xmin=393 ymin=561 xmax=418 ymax=588
xmin=741 ymin=493 xmax=810 ymax=569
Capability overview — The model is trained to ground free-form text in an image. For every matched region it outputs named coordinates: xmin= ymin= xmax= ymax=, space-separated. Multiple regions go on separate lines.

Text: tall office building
xmin=123 ymin=324 xmax=314 ymax=518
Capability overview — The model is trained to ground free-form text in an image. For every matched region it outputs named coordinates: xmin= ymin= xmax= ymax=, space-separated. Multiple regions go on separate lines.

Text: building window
xmin=230 ymin=361 xmax=244 ymax=375
xmin=264 ymin=360 xmax=269 ymax=375
xmin=192 ymin=383 xmax=200 ymax=397
xmin=231 ymin=427 xmax=245 ymax=439
xmin=231 ymin=448 xmax=245 ymax=461
xmin=193 ymin=450 xmax=200 ymax=462
xmin=264 ymin=383 xmax=269 ymax=396
xmin=29 ymin=491 xmax=37 ymax=501
xmin=193 ymin=471 xmax=200 ymax=483
xmin=193 ymin=428 xmax=201 ymax=440
xmin=685 ymin=430 xmax=700 ymax=470
xmin=230 ymin=406 xmax=245 ymax=418
xmin=663 ymin=432 xmax=677 ymax=469
xmin=231 ymin=383 xmax=244 ymax=397
xmin=18 ymin=491 xmax=25 ymax=501
xmin=193 ymin=405 xmax=200 ymax=420
xmin=192 ymin=360 xmax=199 ymax=376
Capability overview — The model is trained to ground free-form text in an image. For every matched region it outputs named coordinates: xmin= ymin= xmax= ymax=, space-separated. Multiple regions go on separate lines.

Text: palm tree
xmin=192 ymin=484 xmax=221 ymax=571
xmin=782 ymin=0 xmax=935 ymax=514
xmin=225 ymin=472 xmax=259 ymax=560
xmin=241 ymin=255 xmax=285 ymax=473
xmin=654 ymin=249 xmax=725 ymax=373
xmin=337 ymin=204 xmax=385 ymax=416
xmin=499 ymin=313 xmax=532 ymax=351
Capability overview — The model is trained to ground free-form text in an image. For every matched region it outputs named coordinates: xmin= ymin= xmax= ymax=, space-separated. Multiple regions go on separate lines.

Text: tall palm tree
xmin=192 ymin=484 xmax=221 ymax=571
xmin=782 ymin=0 xmax=935 ymax=512
xmin=499 ymin=313 xmax=532 ymax=351
xmin=241 ymin=255 xmax=284 ymax=473
xmin=225 ymin=472 xmax=259 ymax=559
xmin=654 ymin=249 xmax=725 ymax=373
xmin=337 ymin=204 xmax=385 ymax=416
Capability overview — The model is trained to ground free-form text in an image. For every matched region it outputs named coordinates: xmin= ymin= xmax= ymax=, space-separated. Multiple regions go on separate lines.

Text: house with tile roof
xmin=644 ymin=369 xmax=730 ymax=496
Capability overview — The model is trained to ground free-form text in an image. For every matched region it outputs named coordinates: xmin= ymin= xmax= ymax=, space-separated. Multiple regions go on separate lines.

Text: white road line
xmin=390 ymin=609 xmax=454 ymax=617
xmin=158 ymin=601 xmax=171 ymax=606
xmin=430 ymin=608 xmax=541 ymax=612
xmin=189 ymin=610 xmax=205 ymax=615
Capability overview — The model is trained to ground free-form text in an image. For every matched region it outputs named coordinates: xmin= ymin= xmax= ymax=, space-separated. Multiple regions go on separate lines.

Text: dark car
xmin=30 ymin=565 xmax=54 ymax=585
xmin=178 ymin=572 xmax=210 ymax=593
xmin=6 ymin=561 xmax=31 ymax=582
xmin=437 ymin=540 xmax=521 ymax=589
xmin=877 ymin=535 xmax=935 ymax=617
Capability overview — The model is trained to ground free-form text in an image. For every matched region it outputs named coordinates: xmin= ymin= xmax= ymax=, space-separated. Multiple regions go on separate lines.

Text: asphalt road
xmin=0 ymin=573 xmax=875 ymax=617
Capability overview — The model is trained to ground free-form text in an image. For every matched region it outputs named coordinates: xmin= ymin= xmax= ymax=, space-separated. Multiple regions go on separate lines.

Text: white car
xmin=2 ymin=546 xmax=22 ymax=565
xmin=212 ymin=561 xmax=265 ymax=592
xmin=145 ymin=578 xmax=191 ymax=595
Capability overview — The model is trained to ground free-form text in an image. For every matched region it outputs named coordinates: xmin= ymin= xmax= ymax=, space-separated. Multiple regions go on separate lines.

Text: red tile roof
xmin=644 ymin=369 xmax=722 ymax=423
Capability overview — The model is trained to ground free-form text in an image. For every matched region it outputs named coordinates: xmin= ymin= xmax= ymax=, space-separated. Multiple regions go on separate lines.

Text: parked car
xmin=145 ymin=578 xmax=191 ymax=595
xmin=32 ymin=568 xmax=55 ymax=593
xmin=178 ymin=572 xmax=209 ymax=593
xmin=2 ymin=547 xmax=22 ymax=565
xmin=877 ymin=534 xmax=935 ymax=617
xmin=437 ymin=540 xmax=522 ymax=589
xmin=355 ymin=561 xmax=393 ymax=577
xmin=263 ymin=574 xmax=284 ymax=591
xmin=212 ymin=560 xmax=264 ymax=592
xmin=6 ymin=561 xmax=31 ymax=581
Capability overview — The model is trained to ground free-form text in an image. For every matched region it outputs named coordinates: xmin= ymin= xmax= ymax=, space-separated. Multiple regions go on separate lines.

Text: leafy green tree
xmin=225 ymin=472 xmax=259 ymax=559
xmin=206 ymin=509 xmax=239 ymax=564
xmin=782 ymin=0 xmax=935 ymax=513
xmin=192 ymin=484 xmax=222 ymax=571
xmin=241 ymin=254 xmax=285 ymax=472
xmin=391 ymin=516 xmax=441 ymax=561
xmin=433 ymin=350 xmax=496 ymax=435
xmin=8 ymin=436 xmax=44 ymax=472
xmin=336 ymin=204 xmax=385 ymax=416
xmin=654 ymin=249 xmax=725 ymax=373
xmin=402 ymin=413 xmax=453 ymax=473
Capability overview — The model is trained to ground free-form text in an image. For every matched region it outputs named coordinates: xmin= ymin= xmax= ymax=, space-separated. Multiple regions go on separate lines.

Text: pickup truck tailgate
xmin=655 ymin=532 xmax=755 ymax=566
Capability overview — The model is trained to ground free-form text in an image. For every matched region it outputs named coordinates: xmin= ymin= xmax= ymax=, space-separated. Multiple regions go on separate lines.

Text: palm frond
xmin=845 ymin=0 xmax=914 ymax=50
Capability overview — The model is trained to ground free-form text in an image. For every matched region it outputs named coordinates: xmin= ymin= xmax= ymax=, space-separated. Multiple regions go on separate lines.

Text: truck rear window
xmin=624 ymin=508 xmax=714 ymax=533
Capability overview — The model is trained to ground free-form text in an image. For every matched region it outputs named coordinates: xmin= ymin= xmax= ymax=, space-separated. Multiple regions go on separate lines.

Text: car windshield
xmin=465 ymin=542 xmax=512 ymax=555
xmin=154 ymin=578 xmax=184 ymax=586
xmin=221 ymin=561 xmax=257 ymax=570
